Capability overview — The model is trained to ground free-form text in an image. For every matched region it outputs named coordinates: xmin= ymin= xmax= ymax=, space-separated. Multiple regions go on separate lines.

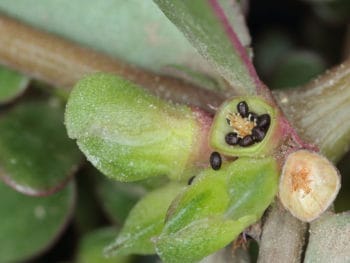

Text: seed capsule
xmin=239 ymin=135 xmax=254 ymax=147
xmin=279 ymin=150 xmax=341 ymax=222
xmin=237 ymin=101 xmax=249 ymax=118
xmin=252 ymin=127 xmax=266 ymax=142
xmin=210 ymin=151 xmax=222 ymax=170
xmin=225 ymin=132 xmax=239 ymax=145
xmin=257 ymin=114 xmax=270 ymax=129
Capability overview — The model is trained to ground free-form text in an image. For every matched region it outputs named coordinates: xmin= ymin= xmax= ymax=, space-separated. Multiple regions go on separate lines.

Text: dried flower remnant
xmin=279 ymin=150 xmax=341 ymax=222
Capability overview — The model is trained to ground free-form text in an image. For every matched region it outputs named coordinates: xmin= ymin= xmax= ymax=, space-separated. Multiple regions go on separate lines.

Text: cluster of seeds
xmin=225 ymin=101 xmax=270 ymax=147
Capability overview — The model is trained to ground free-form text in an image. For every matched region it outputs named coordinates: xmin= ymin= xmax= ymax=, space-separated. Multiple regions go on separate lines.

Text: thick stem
xmin=0 ymin=14 xmax=224 ymax=112
xmin=274 ymin=59 xmax=350 ymax=162
xmin=257 ymin=200 xmax=308 ymax=263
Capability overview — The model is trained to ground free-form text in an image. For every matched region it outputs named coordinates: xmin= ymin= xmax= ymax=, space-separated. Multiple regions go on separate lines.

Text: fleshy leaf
xmin=154 ymin=0 xmax=260 ymax=95
xmin=0 ymin=65 xmax=29 ymax=104
xmin=0 ymin=100 xmax=82 ymax=195
xmin=156 ymin=158 xmax=279 ymax=262
xmin=77 ymin=227 xmax=134 ymax=263
xmin=104 ymin=183 xmax=184 ymax=257
xmin=65 ymin=73 xmax=210 ymax=182
xmin=0 ymin=0 xmax=211 ymax=74
xmin=0 ymin=181 xmax=75 ymax=262
xmin=156 ymin=216 xmax=252 ymax=263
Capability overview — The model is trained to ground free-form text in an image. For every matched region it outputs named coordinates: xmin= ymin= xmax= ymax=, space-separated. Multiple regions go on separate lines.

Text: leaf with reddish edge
xmin=0 ymin=181 xmax=75 ymax=263
xmin=0 ymin=100 xmax=82 ymax=196
xmin=154 ymin=0 xmax=262 ymax=96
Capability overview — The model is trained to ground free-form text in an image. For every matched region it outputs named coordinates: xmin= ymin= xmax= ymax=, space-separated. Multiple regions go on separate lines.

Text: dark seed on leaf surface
xmin=237 ymin=101 xmax=249 ymax=118
xmin=188 ymin=176 xmax=196 ymax=185
xmin=239 ymin=135 xmax=255 ymax=147
xmin=210 ymin=152 xmax=222 ymax=170
xmin=252 ymin=127 xmax=266 ymax=142
xmin=257 ymin=114 xmax=271 ymax=129
xmin=225 ymin=132 xmax=239 ymax=145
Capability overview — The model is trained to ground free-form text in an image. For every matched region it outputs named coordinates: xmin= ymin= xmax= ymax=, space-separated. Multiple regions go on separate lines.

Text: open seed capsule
xmin=209 ymin=96 xmax=282 ymax=157
xmin=279 ymin=150 xmax=341 ymax=222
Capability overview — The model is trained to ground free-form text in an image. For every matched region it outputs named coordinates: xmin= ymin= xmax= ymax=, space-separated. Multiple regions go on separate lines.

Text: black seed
xmin=237 ymin=101 xmax=249 ymax=118
xmin=225 ymin=132 xmax=239 ymax=145
xmin=257 ymin=114 xmax=271 ymax=129
xmin=210 ymin=152 xmax=222 ymax=170
xmin=252 ymin=127 xmax=266 ymax=142
xmin=188 ymin=176 xmax=196 ymax=185
xmin=248 ymin=112 xmax=258 ymax=122
xmin=239 ymin=135 xmax=255 ymax=147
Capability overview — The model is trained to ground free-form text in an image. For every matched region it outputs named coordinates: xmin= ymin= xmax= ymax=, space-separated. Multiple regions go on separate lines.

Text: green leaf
xmin=77 ymin=227 xmax=134 ymax=263
xmin=0 ymin=181 xmax=75 ymax=262
xmin=156 ymin=216 xmax=251 ymax=263
xmin=0 ymin=100 xmax=82 ymax=195
xmin=0 ymin=65 xmax=29 ymax=104
xmin=65 ymin=73 xmax=202 ymax=182
xmin=104 ymin=183 xmax=184 ymax=257
xmin=0 ymin=0 xmax=210 ymax=74
xmin=304 ymin=212 xmax=350 ymax=263
xmin=96 ymin=177 xmax=146 ymax=224
xmin=154 ymin=0 xmax=259 ymax=95
xmin=156 ymin=158 xmax=278 ymax=262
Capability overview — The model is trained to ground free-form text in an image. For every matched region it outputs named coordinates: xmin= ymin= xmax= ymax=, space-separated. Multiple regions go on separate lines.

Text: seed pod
xmin=225 ymin=132 xmax=239 ymax=145
xmin=210 ymin=152 xmax=222 ymax=170
xmin=237 ymin=101 xmax=249 ymax=118
xmin=279 ymin=150 xmax=341 ymax=222
xmin=210 ymin=96 xmax=282 ymax=157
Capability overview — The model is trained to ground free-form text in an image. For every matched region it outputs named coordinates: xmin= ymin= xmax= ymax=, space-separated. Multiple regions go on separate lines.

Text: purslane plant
xmin=63 ymin=0 xmax=343 ymax=262
xmin=0 ymin=1 xmax=347 ymax=262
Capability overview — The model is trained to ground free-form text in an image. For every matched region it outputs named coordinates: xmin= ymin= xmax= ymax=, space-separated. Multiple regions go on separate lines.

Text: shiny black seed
xmin=237 ymin=101 xmax=249 ymax=118
xmin=188 ymin=176 xmax=196 ymax=185
xmin=210 ymin=152 xmax=222 ymax=170
xmin=252 ymin=127 xmax=266 ymax=142
xmin=248 ymin=112 xmax=258 ymax=122
xmin=239 ymin=135 xmax=255 ymax=147
xmin=257 ymin=114 xmax=271 ymax=129
xmin=225 ymin=132 xmax=239 ymax=145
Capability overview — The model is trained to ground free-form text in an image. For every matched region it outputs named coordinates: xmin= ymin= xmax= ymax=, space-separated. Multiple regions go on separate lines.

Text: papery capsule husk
xmin=279 ymin=150 xmax=341 ymax=222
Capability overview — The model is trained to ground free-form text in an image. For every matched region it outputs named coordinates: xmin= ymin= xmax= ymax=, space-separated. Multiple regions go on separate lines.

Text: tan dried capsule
xmin=279 ymin=150 xmax=341 ymax=222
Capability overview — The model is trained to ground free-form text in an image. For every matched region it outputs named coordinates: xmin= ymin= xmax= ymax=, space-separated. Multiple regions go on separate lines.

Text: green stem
xmin=274 ymin=59 xmax=350 ymax=162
